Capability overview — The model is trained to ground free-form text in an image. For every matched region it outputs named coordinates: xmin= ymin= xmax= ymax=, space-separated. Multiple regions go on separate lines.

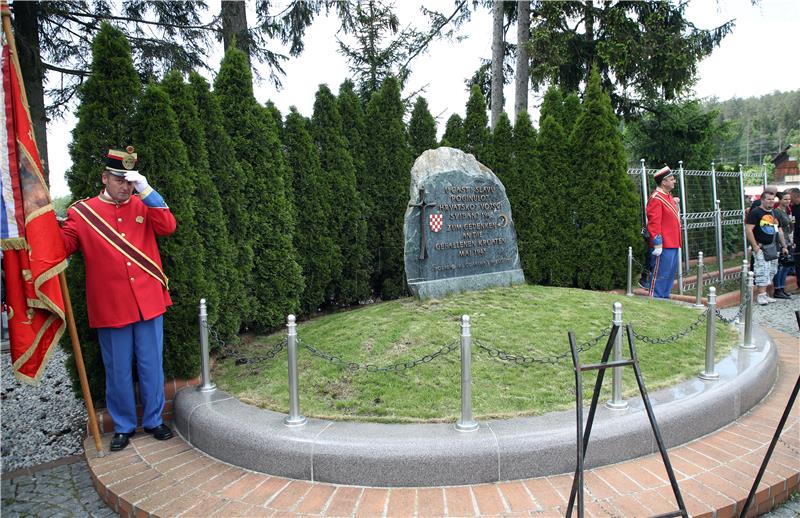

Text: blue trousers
xmin=98 ymin=316 xmax=165 ymax=433
xmin=648 ymin=248 xmax=678 ymax=299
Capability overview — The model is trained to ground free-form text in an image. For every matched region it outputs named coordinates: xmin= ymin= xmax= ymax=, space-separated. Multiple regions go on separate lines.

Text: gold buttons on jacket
xmin=130 ymin=277 xmax=134 ymax=282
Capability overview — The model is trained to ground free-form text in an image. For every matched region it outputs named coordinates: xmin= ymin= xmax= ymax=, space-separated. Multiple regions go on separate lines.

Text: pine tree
xmin=161 ymin=71 xmax=239 ymax=340
xmin=65 ymin=22 xmax=141 ymax=399
xmin=188 ymin=72 xmax=249 ymax=334
xmin=311 ymin=85 xmax=371 ymax=305
xmin=408 ymin=96 xmax=437 ymax=158
xmin=535 ymin=114 xmax=574 ymax=286
xmin=512 ymin=112 xmax=541 ymax=283
xmin=214 ymin=47 xmax=303 ymax=330
xmin=285 ymin=108 xmax=339 ymax=314
xmin=571 ymin=69 xmax=640 ymax=290
xmin=364 ymin=77 xmax=413 ymax=299
xmin=463 ymin=83 xmax=493 ymax=165
xmin=132 ymin=83 xmax=208 ymax=379
xmin=440 ymin=114 xmax=465 ymax=149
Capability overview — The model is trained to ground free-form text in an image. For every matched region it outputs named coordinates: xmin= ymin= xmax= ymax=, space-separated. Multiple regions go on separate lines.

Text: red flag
xmin=1 ymin=32 xmax=67 ymax=383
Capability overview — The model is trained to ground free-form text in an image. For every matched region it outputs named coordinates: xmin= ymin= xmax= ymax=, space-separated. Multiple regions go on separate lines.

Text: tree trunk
xmin=221 ymin=0 xmax=250 ymax=64
xmin=490 ymin=0 xmax=504 ymax=129
xmin=13 ymin=2 xmax=50 ymax=183
xmin=514 ymin=0 xmax=530 ymax=119
xmin=584 ymin=0 xmax=594 ymax=82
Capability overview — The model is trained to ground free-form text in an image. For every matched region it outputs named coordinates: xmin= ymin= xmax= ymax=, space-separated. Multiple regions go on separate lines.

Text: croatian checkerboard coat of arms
xmin=429 ymin=213 xmax=443 ymax=233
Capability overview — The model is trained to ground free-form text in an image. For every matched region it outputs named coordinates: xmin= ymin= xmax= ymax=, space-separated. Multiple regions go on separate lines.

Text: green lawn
xmin=212 ymin=285 xmax=737 ymax=423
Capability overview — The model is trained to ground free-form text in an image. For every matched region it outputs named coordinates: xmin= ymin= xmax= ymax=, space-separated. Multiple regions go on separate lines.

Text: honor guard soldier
xmin=60 ymin=146 xmax=176 ymax=451
xmin=646 ymin=165 xmax=682 ymax=299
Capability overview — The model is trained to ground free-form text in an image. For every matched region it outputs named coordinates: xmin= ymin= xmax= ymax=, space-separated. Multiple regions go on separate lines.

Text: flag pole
xmin=1 ymin=1 xmax=105 ymax=457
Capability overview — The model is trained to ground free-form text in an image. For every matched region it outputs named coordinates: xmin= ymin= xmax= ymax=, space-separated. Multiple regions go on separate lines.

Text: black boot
xmin=773 ymin=288 xmax=792 ymax=299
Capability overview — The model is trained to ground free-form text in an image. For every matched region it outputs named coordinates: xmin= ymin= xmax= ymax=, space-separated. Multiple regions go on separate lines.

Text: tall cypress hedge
xmin=364 ymin=77 xmax=413 ymax=299
xmin=492 ymin=112 xmax=516 ymax=196
xmin=285 ymin=107 xmax=339 ymax=314
xmin=463 ymin=84 xmax=493 ymax=166
xmin=161 ymin=71 xmax=239 ymax=339
xmin=571 ymin=70 xmax=640 ymax=290
xmin=441 ymin=114 xmax=465 ymax=149
xmin=311 ymin=85 xmax=371 ymax=305
xmin=408 ymin=96 xmax=438 ymax=158
xmin=511 ymin=111 xmax=542 ymax=283
xmin=132 ymin=83 xmax=207 ymax=379
xmin=214 ymin=47 xmax=302 ymax=330
xmin=188 ymin=72 xmax=249 ymax=336
xmin=65 ymin=22 xmax=140 ymax=400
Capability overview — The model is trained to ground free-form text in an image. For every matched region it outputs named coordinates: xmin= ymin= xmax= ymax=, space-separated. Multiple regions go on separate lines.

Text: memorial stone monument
xmin=404 ymin=147 xmax=525 ymax=299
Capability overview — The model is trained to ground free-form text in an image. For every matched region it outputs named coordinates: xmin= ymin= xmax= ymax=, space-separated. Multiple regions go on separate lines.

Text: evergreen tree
xmin=492 ymin=112 xmax=516 ymax=201
xmin=188 ymin=72 xmax=249 ymax=335
xmin=571 ymin=69 xmax=640 ymax=290
xmin=311 ymin=85 xmax=371 ymax=305
xmin=535 ymin=114 xmax=574 ymax=286
xmin=337 ymin=79 xmax=369 ymax=192
xmin=132 ymin=83 xmax=207 ymax=379
xmin=539 ymin=86 xmax=564 ymax=126
xmin=214 ymin=47 xmax=303 ymax=330
xmin=408 ymin=96 xmax=438 ymax=158
xmin=463 ymin=83 xmax=493 ymax=165
xmin=265 ymin=100 xmax=285 ymax=142
xmin=561 ymin=93 xmax=582 ymax=135
xmin=161 ymin=71 xmax=239 ymax=339
xmin=364 ymin=76 xmax=413 ymax=299
xmin=65 ymin=22 xmax=140 ymax=400
xmin=512 ymin=111 xmax=543 ymax=283
xmin=285 ymin=108 xmax=339 ymax=314
xmin=441 ymin=113 xmax=465 ymax=149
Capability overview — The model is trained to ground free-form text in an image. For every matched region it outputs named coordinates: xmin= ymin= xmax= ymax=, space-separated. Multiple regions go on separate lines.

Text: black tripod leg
xmin=625 ymin=324 xmax=689 ymax=518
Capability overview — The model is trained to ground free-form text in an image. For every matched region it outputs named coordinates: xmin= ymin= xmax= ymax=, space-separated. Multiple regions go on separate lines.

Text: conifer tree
xmin=311 ymin=85 xmax=371 ymax=305
xmin=188 ymin=72 xmax=249 ymax=334
xmin=66 ymin=22 xmax=141 ymax=399
xmin=535 ymin=114 xmax=574 ymax=286
xmin=539 ymin=86 xmax=564 ymax=126
xmin=161 ymin=71 xmax=239 ymax=339
xmin=463 ymin=83 xmax=493 ymax=166
xmin=337 ymin=80 xmax=368 ymax=189
xmin=285 ymin=108 xmax=339 ymax=313
xmin=214 ymin=47 xmax=303 ymax=330
xmin=408 ymin=96 xmax=437 ymax=158
xmin=364 ymin=76 xmax=413 ymax=299
xmin=265 ymin=101 xmax=284 ymax=142
xmin=561 ymin=93 xmax=582 ymax=135
xmin=440 ymin=114 xmax=465 ymax=149
xmin=571 ymin=69 xmax=640 ymax=290
xmin=492 ymin=112 xmax=516 ymax=197
xmin=132 ymin=83 xmax=208 ymax=379
xmin=512 ymin=112 xmax=540 ymax=282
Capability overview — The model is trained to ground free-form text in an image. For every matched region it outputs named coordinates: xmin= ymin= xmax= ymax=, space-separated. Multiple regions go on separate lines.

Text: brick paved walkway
xmin=85 ymin=329 xmax=799 ymax=517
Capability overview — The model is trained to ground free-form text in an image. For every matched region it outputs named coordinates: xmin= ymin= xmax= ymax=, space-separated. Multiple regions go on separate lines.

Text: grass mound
xmin=212 ymin=285 xmax=737 ymax=423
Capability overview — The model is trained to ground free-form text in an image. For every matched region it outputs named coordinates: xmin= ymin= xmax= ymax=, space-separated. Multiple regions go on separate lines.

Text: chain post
xmin=678 ymin=161 xmax=690 ymax=273
xmin=714 ymin=197 xmax=725 ymax=284
xmin=742 ymin=272 xmax=756 ymax=350
xmin=284 ymin=315 xmax=307 ymax=426
xmin=626 ymin=246 xmax=633 ymax=296
xmin=677 ymin=248 xmax=684 ymax=295
xmin=606 ymin=302 xmax=628 ymax=410
xmin=455 ymin=315 xmax=478 ymax=432
xmin=694 ymin=252 xmax=704 ymax=307
xmin=739 ymin=164 xmax=747 ymax=259
xmin=739 ymin=259 xmax=748 ymax=324
xmin=197 ymin=298 xmax=216 ymax=393
xmin=699 ymin=288 xmax=720 ymax=381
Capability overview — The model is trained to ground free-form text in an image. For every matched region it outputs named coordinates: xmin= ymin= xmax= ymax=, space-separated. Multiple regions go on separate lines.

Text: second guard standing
xmin=646 ymin=165 xmax=682 ymax=299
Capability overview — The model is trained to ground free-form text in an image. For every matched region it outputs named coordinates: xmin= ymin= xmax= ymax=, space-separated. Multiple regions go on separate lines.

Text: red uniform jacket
xmin=61 ymin=193 xmax=176 ymax=328
xmin=646 ymin=189 xmax=682 ymax=249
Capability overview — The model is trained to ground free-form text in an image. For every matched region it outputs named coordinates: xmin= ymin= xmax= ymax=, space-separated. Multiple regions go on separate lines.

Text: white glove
xmin=652 ymin=246 xmax=663 ymax=257
xmin=124 ymin=171 xmax=149 ymax=193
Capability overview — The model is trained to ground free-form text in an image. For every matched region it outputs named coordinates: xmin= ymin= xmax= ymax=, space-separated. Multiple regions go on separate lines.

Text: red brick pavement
xmin=85 ymin=329 xmax=799 ymax=517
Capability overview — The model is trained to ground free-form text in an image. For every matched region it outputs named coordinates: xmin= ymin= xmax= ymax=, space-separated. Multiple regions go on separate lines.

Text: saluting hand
xmin=124 ymin=171 xmax=149 ymax=193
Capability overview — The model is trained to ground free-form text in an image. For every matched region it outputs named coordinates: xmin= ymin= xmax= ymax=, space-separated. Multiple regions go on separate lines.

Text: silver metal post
xmin=677 ymin=248 xmax=684 ymax=295
xmin=678 ymin=161 xmax=690 ymax=273
xmin=714 ymin=198 xmax=725 ymax=284
xmin=699 ymin=288 xmax=719 ymax=380
xmin=455 ymin=315 xmax=478 ymax=432
xmin=742 ymin=272 xmax=755 ymax=350
xmin=626 ymin=246 xmax=633 ymax=296
xmin=198 ymin=298 xmax=216 ymax=393
xmin=739 ymin=164 xmax=747 ymax=259
xmin=606 ymin=302 xmax=628 ymax=410
xmin=694 ymin=252 xmax=704 ymax=307
xmin=740 ymin=259 xmax=748 ymax=313
xmin=284 ymin=315 xmax=307 ymax=426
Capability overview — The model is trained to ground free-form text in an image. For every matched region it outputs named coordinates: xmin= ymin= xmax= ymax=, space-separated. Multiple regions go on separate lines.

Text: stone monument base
xmin=407 ymin=269 xmax=525 ymax=300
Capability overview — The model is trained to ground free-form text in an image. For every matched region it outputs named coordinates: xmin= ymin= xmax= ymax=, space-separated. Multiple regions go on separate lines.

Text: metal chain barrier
xmin=474 ymin=328 xmax=611 ymax=365
xmin=298 ymin=338 xmax=460 ymax=372
xmin=631 ymin=309 xmax=709 ymax=345
xmin=715 ymin=288 xmax=750 ymax=324
xmin=202 ymin=321 xmax=287 ymax=365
